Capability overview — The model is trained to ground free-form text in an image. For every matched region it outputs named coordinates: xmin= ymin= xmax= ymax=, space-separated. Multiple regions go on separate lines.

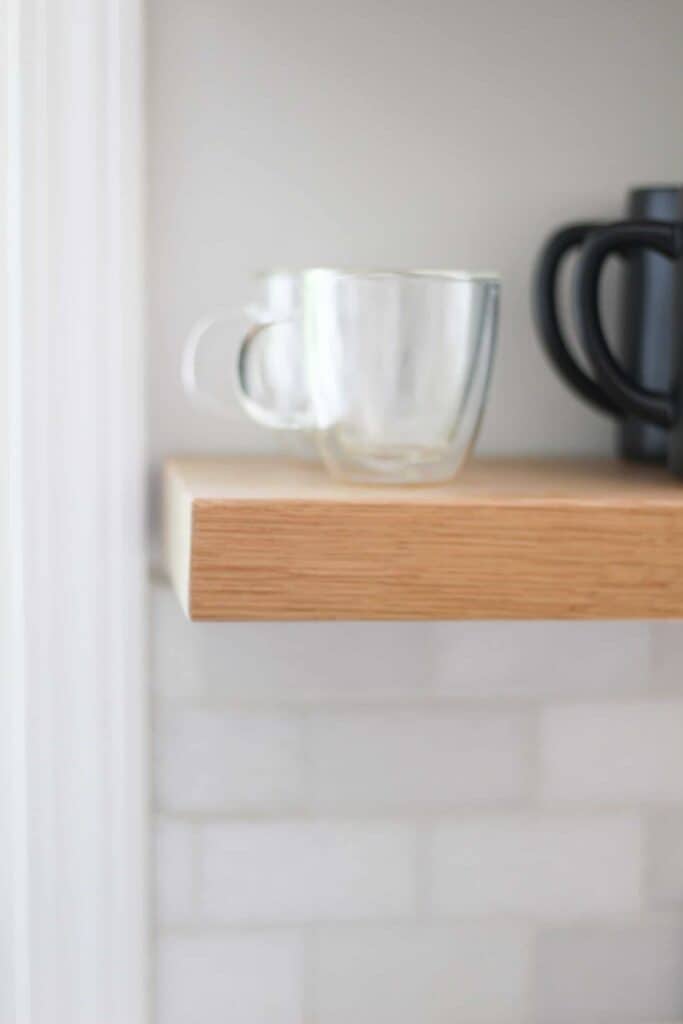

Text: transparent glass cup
xmin=237 ymin=268 xmax=500 ymax=483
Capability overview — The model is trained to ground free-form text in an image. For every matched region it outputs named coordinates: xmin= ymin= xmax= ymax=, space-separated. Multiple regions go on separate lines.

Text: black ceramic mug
xmin=577 ymin=210 xmax=683 ymax=479
xmin=533 ymin=186 xmax=681 ymax=462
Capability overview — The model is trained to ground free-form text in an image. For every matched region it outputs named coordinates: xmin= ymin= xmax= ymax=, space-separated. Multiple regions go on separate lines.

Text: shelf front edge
xmin=164 ymin=461 xmax=683 ymax=620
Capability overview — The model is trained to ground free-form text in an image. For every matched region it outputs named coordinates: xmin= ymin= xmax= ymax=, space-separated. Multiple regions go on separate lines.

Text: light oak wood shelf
xmin=163 ymin=456 xmax=683 ymax=621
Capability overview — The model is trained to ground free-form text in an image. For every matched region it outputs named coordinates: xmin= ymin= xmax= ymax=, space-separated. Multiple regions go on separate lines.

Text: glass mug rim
xmin=255 ymin=266 xmax=501 ymax=284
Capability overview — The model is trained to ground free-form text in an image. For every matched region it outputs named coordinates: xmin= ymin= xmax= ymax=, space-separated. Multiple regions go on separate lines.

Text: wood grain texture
xmin=163 ymin=456 xmax=683 ymax=621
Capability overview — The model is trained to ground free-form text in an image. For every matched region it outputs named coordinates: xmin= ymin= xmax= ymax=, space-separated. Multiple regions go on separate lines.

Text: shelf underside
xmin=164 ymin=456 xmax=683 ymax=621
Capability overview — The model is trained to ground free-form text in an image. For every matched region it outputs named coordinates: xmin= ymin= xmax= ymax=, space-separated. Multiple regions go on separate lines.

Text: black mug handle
xmin=577 ymin=220 xmax=682 ymax=428
xmin=533 ymin=222 xmax=622 ymax=416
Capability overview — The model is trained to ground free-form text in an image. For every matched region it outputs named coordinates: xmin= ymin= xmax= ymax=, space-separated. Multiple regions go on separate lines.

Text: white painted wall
xmin=149 ymin=2 xmax=683 ymax=1022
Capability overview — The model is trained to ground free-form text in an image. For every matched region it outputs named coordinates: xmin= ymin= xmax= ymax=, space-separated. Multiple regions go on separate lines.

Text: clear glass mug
xmin=184 ymin=268 xmax=500 ymax=483
xmin=239 ymin=268 xmax=499 ymax=482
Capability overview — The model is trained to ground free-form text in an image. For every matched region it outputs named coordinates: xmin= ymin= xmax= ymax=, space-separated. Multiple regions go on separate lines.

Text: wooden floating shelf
xmin=163 ymin=456 xmax=683 ymax=621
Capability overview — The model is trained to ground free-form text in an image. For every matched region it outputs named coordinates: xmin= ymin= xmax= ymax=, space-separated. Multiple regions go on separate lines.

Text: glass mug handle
xmin=182 ymin=309 xmax=259 ymax=418
xmin=236 ymin=320 xmax=314 ymax=430
xmin=577 ymin=220 xmax=682 ymax=427
xmin=533 ymin=221 xmax=622 ymax=415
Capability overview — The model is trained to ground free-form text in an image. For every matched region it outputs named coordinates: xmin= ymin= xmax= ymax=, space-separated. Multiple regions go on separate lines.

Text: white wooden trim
xmin=1 ymin=4 xmax=26 ymax=1021
xmin=3 ymin=1 xmax=148 ymax=1021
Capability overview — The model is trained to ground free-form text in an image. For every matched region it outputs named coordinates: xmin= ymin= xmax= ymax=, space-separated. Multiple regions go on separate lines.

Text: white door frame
xmin=2 ymin=2 xmax=148 ymax=1022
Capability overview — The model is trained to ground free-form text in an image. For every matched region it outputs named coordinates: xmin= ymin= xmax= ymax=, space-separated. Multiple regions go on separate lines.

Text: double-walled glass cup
xmin=237 ymin=269 xmax=500 ymax=483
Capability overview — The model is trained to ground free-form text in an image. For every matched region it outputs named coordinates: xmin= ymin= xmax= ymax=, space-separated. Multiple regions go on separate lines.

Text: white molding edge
xmin=3 ymin=2 xmax=148 ymax=1022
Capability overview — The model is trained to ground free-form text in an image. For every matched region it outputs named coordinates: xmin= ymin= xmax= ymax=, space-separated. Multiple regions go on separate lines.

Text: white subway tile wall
xmin=307 ymin=711 xmax=532 ymax=809
xmin=152 ymin=582 xmax=683 ymax=1024
xmin=541 ymin=701 xmax=683 ymax=804
xmin=649 ymin=812 xmax=683 ymax=908
xmin=536 ymin=918 xmax=683 ymax=1024
xmin=199 ymin=821 xmax=417 ymax=923
xmin=155 ymin=706 xmax=305 ymax=813
xmin=155 ymin=820 xmax=196 ymax=927
xmin=157 ymin=933 xmax=304 ymax=1024
xmin=429 ymin=814 xmax=642 ymax=919
xmin=311 ymin=923 xmax=533 ymax=1024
